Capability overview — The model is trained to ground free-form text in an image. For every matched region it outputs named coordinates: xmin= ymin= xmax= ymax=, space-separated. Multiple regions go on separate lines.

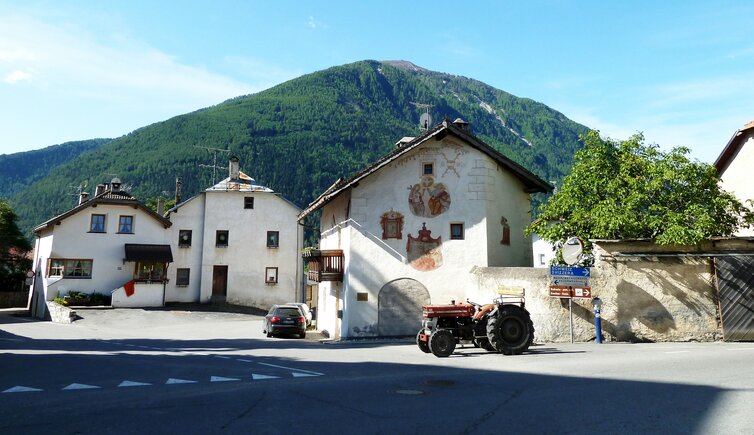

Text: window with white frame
xmin=265 ymin=267 xmax=278 ymax=284
xmin=48 ymin=258 xmax=93 ymax=278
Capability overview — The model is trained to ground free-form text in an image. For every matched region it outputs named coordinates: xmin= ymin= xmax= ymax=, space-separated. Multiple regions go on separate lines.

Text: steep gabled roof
xmin=34 ymin=189 xmax=172 ymax=234
xmin=715 ymin=119 xmax=754 ymax=175
xmin=298 ymin=119 xmax=553 ymax=220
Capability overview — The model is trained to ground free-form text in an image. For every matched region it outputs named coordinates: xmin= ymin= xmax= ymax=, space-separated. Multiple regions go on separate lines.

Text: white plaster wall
xmin=31 ymin=203 xmax=169 ymax=301
xmin=165 ymin=196 xmax=205 ymax=302
xmin=532 ymin=235 xmax=556 ymax=268
xmin=720 ymin=133 xmax=754 ymax=236
xmin=199 ymin=191 xmax=302 ymax=308
xmin=112 ymin=282 xmax=165 ymax=307
xmin=316 ymin=191 xmax=351 ymax=338
xmin=318 ymin=138 xmax=538 ymax=338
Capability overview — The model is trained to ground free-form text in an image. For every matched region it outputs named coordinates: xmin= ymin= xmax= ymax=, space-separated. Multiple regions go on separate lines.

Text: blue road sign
xmin=549 ymin=266 xmax=591 ymax=277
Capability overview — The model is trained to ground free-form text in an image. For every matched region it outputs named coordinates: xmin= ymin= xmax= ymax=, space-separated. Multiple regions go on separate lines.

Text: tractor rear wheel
xmin=486 ymin=305 xmax=534 ymax=355
xmin=416 ymin=330 xmax=431 ymax=353
xmin=429 ymin=329 xmax=456 ymax=357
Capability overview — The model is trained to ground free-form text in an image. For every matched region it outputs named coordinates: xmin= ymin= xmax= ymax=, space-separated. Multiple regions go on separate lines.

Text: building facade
xmin=300 ymin=119 xmax=551 ymax=339
xmin=716 ymin=120 xmax=754 ymax=236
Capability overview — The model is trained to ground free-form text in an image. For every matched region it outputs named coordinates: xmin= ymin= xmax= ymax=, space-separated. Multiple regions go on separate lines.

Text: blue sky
xmin=1 ymin=1 xmax=753 ymax=163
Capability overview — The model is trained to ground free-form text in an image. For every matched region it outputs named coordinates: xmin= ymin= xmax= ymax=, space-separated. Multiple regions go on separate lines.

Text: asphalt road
xmin=1 ymin=308 xmax=753 ymax=435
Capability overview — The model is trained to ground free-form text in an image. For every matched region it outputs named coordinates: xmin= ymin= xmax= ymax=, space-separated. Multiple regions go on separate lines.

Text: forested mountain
xmin=7 ymin=60 xmax=589 ymax=237
xmin=0 ymin=138 xmax=111 ymax=199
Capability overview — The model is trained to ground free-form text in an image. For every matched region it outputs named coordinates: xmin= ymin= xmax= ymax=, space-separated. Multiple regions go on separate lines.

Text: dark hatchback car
xmin=263 ymin=305 xmax=306 ymax=338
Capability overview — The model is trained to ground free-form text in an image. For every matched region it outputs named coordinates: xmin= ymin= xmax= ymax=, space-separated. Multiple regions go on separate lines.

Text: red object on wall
xmin=124 ymin=280 xmax=135 ymax=297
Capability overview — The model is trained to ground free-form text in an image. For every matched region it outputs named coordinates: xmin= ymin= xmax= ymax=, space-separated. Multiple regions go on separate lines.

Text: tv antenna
xmin=68 ymin=180 xmax=89 ymax=204
xmin=195 ymin=145 xmax=230 ymax=185
xmin=410 ymin=102 xmax=433 ymax=131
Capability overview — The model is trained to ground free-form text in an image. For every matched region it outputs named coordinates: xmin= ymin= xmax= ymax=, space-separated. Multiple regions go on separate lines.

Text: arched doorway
xmin=378 ymin=278 xmax=430 ymax=336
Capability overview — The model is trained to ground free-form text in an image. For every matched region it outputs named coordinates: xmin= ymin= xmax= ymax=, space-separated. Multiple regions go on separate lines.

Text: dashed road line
xmin=257 ymin=362 xmax=324 ymax=376
xmin=63 ymin=383 xmax=100 ymax=390
xmin=118 ymin=380 xmax=151 ymax=387
xmin=3 ymin=386 xmax=43 ymax=393
xmin=210 ymin=376 xmax=240 ymax=382
xmin=166 ymin=378 xmax=197 ymax=385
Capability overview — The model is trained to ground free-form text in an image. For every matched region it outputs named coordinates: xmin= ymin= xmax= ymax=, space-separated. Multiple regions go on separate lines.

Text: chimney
xmin=453 ymin=118 xmax=470 ymax=131
xmin=111 ymin=177 xmax=122 ymax=192
xmin=95 ymin=184 xmax=106 ymax=196
xmin=395 ymin=137 xmax=415 ymax=148
xmin=174 ymin=177 xmax=182 ymax=205
xmin=78 ymin=192 xmax=89 ymax=205
xmin=229 ymin=156 xmax=240 ymax=180
xmin=157 ymin=198 xmax=165 ymax=216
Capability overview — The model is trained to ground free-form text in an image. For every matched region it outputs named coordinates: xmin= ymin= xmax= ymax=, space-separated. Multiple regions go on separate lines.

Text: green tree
xmin=527 ymin=131 xmax=754 ymax=248
xmin=0 ymin=199 xmax=32 ymax=291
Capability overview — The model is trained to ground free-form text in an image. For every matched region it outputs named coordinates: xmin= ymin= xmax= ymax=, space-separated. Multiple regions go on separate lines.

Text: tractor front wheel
xmin=486 ymin=305 xmax=534 ymax=355
xmin=416 ymin=330 xmax=431 ymax=353
xmin=429 ymin=329 xmax=456 ymax=357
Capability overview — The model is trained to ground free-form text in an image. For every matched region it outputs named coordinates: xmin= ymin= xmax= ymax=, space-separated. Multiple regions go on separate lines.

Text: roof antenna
xmin=410 ymin=102 xmax=433 ymax=132
xmin=194 ymin=145 xmax=230 ymax=186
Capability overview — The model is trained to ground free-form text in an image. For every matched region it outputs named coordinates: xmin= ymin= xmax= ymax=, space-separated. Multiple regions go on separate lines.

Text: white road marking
xmin=166 ymin=378 xmax=197 ymax=385
xmin=251 ymin=374 xmax=280 ymax=380
xmin=63 ymin=383 xmax=100 ymax=390
xmin=118 ymin=380 xmax=151 ymax=387
xmin=3 ymin=386 xmax=43 ymax=393
xmin=725 ymin=348 xmax=754 ymax=351
xmin=210 ymin=376 xmax=239 ymax=382
xmin=237 ymin=359 xmax=254 ymax=363
xmin=665 ymin=351 xmax=690 ymax=354
xmin=214 ymin=355 xmax=231 ymax=359
xmin=291 ymin=372 xmax=320 ymax=378
xmin=258 ymin=362 xmax=324 ymax=376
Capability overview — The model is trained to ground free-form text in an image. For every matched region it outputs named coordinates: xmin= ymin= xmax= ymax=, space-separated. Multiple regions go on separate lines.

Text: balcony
xmin=303 ymin=249 xmax=344 ymax=282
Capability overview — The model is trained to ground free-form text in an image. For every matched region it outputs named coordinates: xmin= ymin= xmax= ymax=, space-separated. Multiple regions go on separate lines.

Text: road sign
xmin=548 ymin=285 xmax=592 ymax=299
xmin=550 ymin=276 xmax=590 ymax=287
xmin=550 ymin=266 xmax=591 ymax=277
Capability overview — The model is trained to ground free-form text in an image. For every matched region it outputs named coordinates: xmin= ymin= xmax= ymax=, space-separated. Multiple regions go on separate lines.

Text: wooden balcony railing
xmin=302 ymin=249 xmax=344 ymax=282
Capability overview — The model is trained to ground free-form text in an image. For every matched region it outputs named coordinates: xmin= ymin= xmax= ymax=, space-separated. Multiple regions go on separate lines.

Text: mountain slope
xmin=0 ymin=138 xmax=111 ymax=199
xmin=9 ymin=60 xmax=589 ymax=235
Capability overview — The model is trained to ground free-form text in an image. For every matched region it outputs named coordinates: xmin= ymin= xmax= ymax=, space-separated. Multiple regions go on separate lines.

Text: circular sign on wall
xmin=562 ymin=237 xmax=584 ymax=265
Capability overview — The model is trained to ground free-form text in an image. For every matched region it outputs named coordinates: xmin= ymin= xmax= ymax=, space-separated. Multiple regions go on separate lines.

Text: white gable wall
xmin=165 ymin=195 xmax=205 ymax=302
xmin=317 ymin=137 xmax=535 ymax=338
xmin=31 ymin=203 xmax=169 ymax=303
xmin=719 ymin=133 xmax=754 ymax=236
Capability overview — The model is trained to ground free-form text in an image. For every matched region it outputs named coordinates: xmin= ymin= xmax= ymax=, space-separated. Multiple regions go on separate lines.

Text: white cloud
xmin=3 ymin=69 xmax=31 ymax=83
xmin=307 ymin=16 xmax=328 ymax=29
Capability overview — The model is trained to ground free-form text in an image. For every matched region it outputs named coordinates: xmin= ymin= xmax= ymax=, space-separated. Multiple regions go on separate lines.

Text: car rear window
xmin=276 ymin=308 xmax=301 ymax=316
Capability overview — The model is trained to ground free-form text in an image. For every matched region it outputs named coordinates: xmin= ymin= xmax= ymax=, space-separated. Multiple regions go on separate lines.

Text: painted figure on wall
xmin=380 ymin=209 xmax=404 ymax=240
xmin=408 ymin=175 xmax=451 ymax=218
xmin=407 ymin=223 xmax=443 ymax=271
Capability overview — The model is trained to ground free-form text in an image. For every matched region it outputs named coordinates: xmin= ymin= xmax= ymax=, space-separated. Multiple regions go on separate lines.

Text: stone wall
xmin=469 ymin=240 xmax=729 ymax=343
xmin=45 ymin=301 xmax=76 ymax=324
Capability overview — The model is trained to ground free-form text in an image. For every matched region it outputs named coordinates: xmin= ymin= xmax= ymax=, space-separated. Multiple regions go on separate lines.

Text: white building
xmin=299 ymin=119 xmax=552 ymax=339
xmin=29 ymin=179 xmax=173 ymax=317
xmin=165 ymin=157 xmax=304 ymax=308
xmin=716 ymin=120 xmax=754 ymax=236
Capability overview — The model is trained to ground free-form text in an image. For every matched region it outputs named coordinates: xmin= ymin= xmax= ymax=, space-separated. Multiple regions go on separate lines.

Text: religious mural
xmin=501 ymin=216 xmax=511 ymax=245
xmin=406 ymin=223 xmax=443 ymax=271
xmin=408 ymin=175 xmax=451 ymax=218
xmin=380 ymin=209 xmax=404 ymax=240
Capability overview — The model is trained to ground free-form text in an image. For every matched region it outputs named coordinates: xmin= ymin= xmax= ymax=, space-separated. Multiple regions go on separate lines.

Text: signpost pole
xmin=569 ymin=290 xmax=574 ymax=344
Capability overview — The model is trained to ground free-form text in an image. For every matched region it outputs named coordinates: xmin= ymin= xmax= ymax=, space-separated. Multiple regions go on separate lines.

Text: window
xmin=216 ymin=230 xmax=229 ymax=247
xmin=265 ymin=267 xmax=278 ymax=284
xmin=176 ymin=268 xmax=190 ymax=286
xmin=178 ymin=230 xmax=192 ymax=247
xmin=450 ymin=223 xmax=465 ymax=240
xmin=539 ymin=254 xmax=546 ymax=266
xmin=90 ymin=214 xmax=106 ymax=233
xmin=244 ymin=197 xmax=254 ymax=209
xmin=267 ymin=231 xmax=279 ymax=248
xmin=47 ymin=258 xmax=93 ymax=278
xmin=423 ymin=162 xmax=434 ymax=175
xmin=136 ymin=261 xmax=164 ymax=281
xmin=357 ymin=292 xmax=369 ymax=301
xmin=118 ymin=215 xmax=134 ymax=234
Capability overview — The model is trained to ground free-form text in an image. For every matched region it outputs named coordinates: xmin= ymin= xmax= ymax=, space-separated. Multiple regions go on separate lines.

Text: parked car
xmin=290 ymin=303 xmax=312 ymax=327
xmin=263 ymin=305 xmax=306 ymax=338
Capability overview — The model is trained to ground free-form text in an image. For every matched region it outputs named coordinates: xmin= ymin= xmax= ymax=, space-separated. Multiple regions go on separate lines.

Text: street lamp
xmin=593 ymin=297 xmax=603 ymax=344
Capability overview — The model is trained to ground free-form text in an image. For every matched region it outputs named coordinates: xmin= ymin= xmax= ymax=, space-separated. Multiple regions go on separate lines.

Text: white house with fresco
xmin=29 ymin=179 xmax=173 ymax=318
xmin=716 ymin=119 xmax=754 ymax=236
xmin=299 ymin=118 xmax=552 ymax=339
xmin=165 ymin=157 xmax=304 ymax=308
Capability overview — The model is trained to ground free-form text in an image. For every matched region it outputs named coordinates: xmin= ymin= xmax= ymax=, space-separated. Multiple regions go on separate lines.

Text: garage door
xmin=715 ymin=256 xmax=754 ymax=341
xmin=377 ymin=278 xmax=430 ymax=337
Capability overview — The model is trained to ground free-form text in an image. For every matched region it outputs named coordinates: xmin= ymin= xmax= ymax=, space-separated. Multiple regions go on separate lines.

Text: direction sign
xmin=550 ymin=276 xmax=590 ymax=287
xmin=550 ymin=266 xmax=590 ymax=277
xmin=548 ymin=285 xmax=592 ymax=299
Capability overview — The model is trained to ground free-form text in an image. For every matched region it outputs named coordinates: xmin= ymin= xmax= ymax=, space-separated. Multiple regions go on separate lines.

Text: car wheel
xmin=300 ymin=331 xmax=306 ymax=339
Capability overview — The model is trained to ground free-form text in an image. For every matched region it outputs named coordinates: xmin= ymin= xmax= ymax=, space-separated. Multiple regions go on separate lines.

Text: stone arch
xmin=377 ymin=278 xmax=430 ymax=336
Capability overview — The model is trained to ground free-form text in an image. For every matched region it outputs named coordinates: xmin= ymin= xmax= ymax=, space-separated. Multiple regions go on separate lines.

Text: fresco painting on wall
xmin=408 ymin=175 xmax=451 ymax=217
xmin=406 ymin=223 xmax=443 ymax=271
xmin=380 ymin=209 xmax=404 ymax=239
xmin=501 ymin=216 xmax=511 ymax=245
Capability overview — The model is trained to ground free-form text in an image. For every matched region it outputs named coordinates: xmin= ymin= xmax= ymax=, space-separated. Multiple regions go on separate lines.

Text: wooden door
xmin=212 ymin=266 xmax=228 ymax=297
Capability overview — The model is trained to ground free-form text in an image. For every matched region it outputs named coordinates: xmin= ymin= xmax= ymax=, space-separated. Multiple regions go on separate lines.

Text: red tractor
xmin=416 ymin=292 xmax=534 ymax=357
